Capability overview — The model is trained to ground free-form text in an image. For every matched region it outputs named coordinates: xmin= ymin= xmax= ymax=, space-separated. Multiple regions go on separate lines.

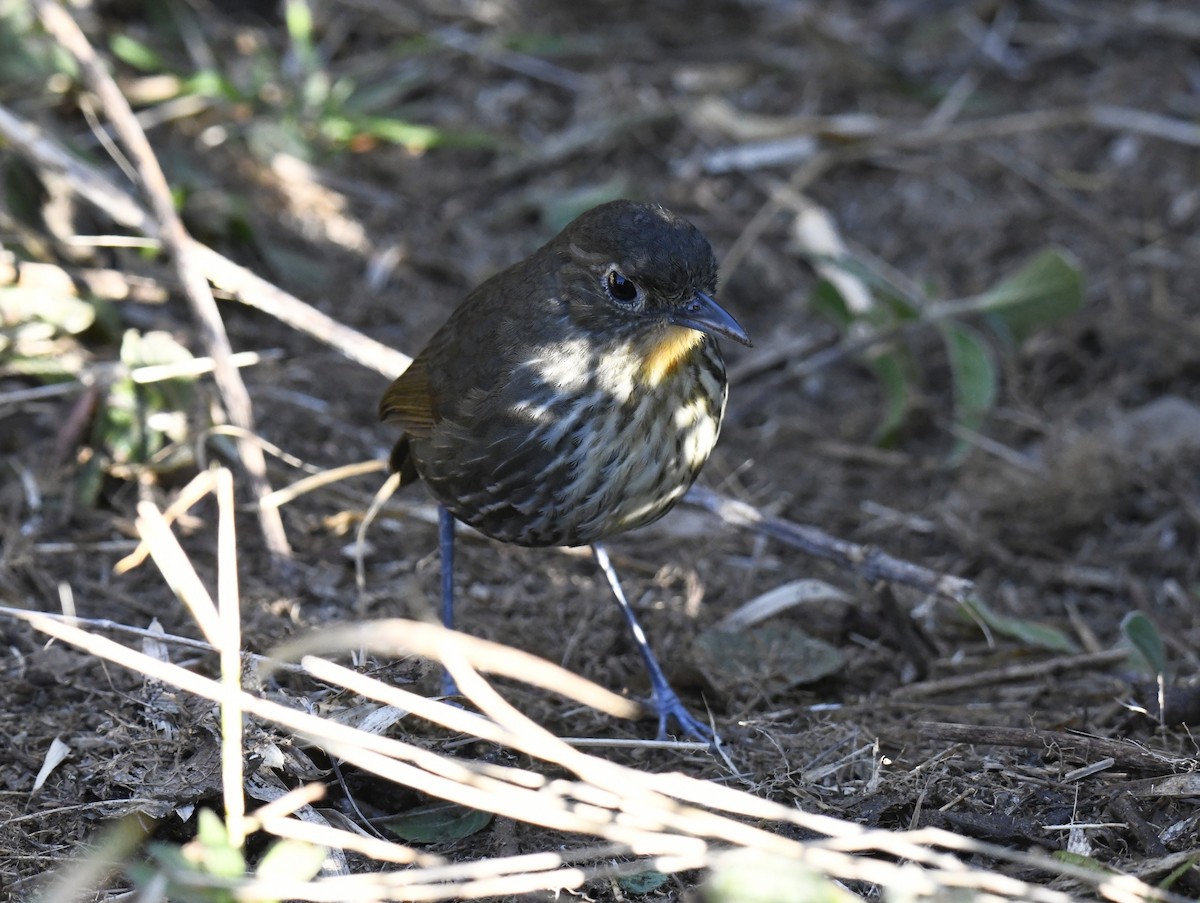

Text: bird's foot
xmin=648 ymin=684 xmax=718 ymax=745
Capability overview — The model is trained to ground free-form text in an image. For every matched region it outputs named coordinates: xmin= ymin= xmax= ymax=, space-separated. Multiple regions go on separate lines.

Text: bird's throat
xmin=640 ymin=325 xmax=705 ymax=387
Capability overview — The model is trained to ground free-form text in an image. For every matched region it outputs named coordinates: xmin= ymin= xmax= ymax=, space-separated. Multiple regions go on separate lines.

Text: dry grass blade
xmin=116 ymin=470 xmax=222 ymax=574
xmin=270 ymin=620 xmax=641 ymax=720
xmin=214 ymin=468 xmax=245 ymax=845
xmin=133 ymin=494 xmax=223 ymax=643
xmin=257 ymin=459 xmax=389 ymax=510
xmin=7 ymin=467 xmax=1177 ymax=902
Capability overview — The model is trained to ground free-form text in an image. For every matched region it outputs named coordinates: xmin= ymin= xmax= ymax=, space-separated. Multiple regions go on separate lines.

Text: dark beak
xmin=670 ymin=291 xmax=752 ymax=346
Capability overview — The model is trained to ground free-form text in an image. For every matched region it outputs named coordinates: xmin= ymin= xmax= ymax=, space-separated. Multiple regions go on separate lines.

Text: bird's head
xmin=552 ymin=201 xmax=751 ymax=373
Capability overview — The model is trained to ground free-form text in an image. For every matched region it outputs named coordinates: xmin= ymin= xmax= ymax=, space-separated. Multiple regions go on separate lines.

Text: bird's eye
xmin=606 ymin=269 xmax=639 ymax=304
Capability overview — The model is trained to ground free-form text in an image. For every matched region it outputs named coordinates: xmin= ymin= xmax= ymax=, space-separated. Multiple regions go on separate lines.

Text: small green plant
xmin=1121 ymin=610 xmax=1168 ymax=728
xmin=133 ymin=808 xmax=326 ymax=903
xmin=810 ymin=248 xmax=1083 ymax=457
xmin=380 ymin=798 xmax=493 ymax=843
xmin=75 ymin=328 xmax=199 ymax=504
xmin=0 ymin=282 xmax=202 ymax=503
xmin=0 ymin=0 xmax=77 ymax=89
xmin=1120 ymin=610 xmax=1167 ymax=678
xmin=105 ymin=0 xmax=494 ymax=162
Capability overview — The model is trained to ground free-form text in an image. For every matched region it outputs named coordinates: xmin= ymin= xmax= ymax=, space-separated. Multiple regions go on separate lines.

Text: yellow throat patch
xmin=640 ymin=326 xmax=704 ymax=387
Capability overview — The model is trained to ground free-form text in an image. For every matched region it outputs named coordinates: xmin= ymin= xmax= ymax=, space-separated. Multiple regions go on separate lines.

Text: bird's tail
xmin=388 ymin=435 xmax=422 ymax=486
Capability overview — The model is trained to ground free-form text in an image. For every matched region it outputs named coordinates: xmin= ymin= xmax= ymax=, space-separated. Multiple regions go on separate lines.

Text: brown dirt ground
xmin=2 ymin=0 xmax=1199 ymax=900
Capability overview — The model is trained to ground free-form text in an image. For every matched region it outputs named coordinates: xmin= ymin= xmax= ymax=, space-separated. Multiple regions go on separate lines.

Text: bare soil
xmin=2 ymin=1 xmax=1198 ymax=900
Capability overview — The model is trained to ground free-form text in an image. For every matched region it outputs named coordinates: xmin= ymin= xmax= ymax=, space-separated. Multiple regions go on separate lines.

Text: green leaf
xmin=0 ymin=287 xmax=96 ymax=334
xmin=1051 ymin=850 xmax=1115 ymax=873
xmin=93 ymin=330 xmax=196 ymax=468
xmin=381 ymin=801 xmax=493 ymax=843
xmin=109 ymin=34 xmax=166 ymax=72
xmin=193 ymin=809 xmax=246 ymax=879
xmin=2 ymin=355 xmax=81 ymax=379
xmin=961 ymin=596 xmax=1079 ymax=654
xmin=940 ymin=320 xmax=998 ymax=461
xmin=810 ymin=279 xmax=852 ymax=329
xmin=809 ymin=281 xmax=923 ymax=445
xmin=707 ymin=850 xmax=855 ymax=903
xmin=143 ymin=835 xmax=241 ymax=903
xmin=183 ymin=69 xmax=243 ymax=102
xmin=120 ymin=329 xmax=194 ymax=370
xmin=73 ymin=453 xmax=105 ymax=508
xmin=866 ymin=348 xmax=918 ymax=447
xmin=1159 ymin=852 xmax=1200 ymax=891
xmin=256 ymin=838 xmax=327 ymax=885
xmin=336 ymin=117 xmax=427 ymax=149
xmin=618 ymin=870 xmax=669 ymax=894
xmin=1120 ymin=611 xmax=1166 ymax=676
xmin=285 ymin=0 xmax=314 ymax=46
xmin=977 ymin=249 xmax=1083 ymax=342
xmin=95 ymin=377 xmax=143 ymax=466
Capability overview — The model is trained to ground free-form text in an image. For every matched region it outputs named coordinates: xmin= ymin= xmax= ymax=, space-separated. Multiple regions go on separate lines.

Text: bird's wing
xmin=378 ymin=357 xmax=437 ymax=439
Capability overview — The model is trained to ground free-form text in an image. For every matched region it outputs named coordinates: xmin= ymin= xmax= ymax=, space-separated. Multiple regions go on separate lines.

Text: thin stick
xmin=895 ymin=649 xmax=1128 ymax=699
xmin=33 ymin=1 xmax=290 ymax=561
xmin=685 ymin=485 xmax=973 ymax=604
xmin=257 ymin=459 xmax=388 ymax=510
xmin=919 ymin=722 xmax=1192 ymax=772
xmin=214 ymin=468 xmax=245 ymax=844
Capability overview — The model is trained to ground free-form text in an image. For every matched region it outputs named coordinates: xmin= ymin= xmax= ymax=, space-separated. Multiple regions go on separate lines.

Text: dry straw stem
xmin=128 ymin=468 xmax=247 ymax=843
xmin=214 ymin=467 xmax=247 ymax=845
xmin=0 ymin=350 xmax=277 ymax=408
xmin=272 ymin=623 xmax=642 ymax=721
xmin=257 ymin=459 xmax=389 ymax=510
xmin=117 ymin=468 xmax=232 ymax=575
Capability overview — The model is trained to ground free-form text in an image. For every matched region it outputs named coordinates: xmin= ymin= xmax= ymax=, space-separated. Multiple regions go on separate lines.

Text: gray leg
xmin=438 ymin=506 xmax=458 ymax=697
xmin=592 ymin=543 xmax=715 ymax=741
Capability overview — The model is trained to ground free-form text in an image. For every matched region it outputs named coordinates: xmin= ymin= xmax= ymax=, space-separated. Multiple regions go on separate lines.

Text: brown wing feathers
xmin=379 ymin=358 xmax=438 ymax=482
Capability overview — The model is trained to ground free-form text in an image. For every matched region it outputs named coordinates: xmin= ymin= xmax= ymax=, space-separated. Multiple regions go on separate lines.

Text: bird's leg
xmin=438 ymin=506 xmax=459 ymax=697
xmin=592 ymin=543 xmax=716 ymax=742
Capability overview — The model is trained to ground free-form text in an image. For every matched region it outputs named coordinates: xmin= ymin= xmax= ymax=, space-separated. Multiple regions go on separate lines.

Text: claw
xmin=648 ymin=684 xmax=717 ymax=744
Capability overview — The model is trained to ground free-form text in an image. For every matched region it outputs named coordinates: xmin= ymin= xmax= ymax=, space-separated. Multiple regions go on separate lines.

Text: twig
xmin=190 ymin=243 xmax=410 ymax=377
xmin=33 ymin=1 xmax=290 ymax=562
xmin=256 ymin=459 xmax=387 ymax=510
xmin=919 ymin=722 xmax=1196 ymax=772
xmin=684 ymin=485 xmax=973 ymax=604
xmin=1105 ymin=792 xmax=1170 ymax=858
xmin=894 ymin=649 xmax=1129 ymax=698
xmin=0 ymin=350 xmax=279 ymax=407
xmin=0 ymin=105 xmax=150 ymax=231
xmin=432 ymin=26 xmax=589 ymax=93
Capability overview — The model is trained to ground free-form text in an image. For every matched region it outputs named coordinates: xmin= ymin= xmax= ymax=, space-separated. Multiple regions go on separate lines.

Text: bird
xmin=379 ymin=199 xmax=750 ymax=740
